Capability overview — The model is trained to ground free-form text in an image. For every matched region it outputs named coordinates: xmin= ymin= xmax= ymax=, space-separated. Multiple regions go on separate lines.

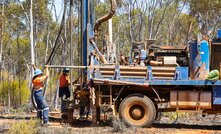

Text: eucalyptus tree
xmin=185 ymin=0 xmax=221 ymax=37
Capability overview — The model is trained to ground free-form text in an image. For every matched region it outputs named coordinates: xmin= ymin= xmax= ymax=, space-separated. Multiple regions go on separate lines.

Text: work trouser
xmin=80 ymin=95 xmax=91 ymax=117
xmin=140 ymin=57 xmax=146 ymax=66
xmin=34 ymin=89 xmax=49 ymax=124
xmin=59 ymin=87 xmax=70 ymax=113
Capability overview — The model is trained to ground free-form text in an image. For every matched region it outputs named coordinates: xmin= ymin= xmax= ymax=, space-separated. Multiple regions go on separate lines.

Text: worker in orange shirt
xmin=59 ymin=68 xmax=71 ymax=114
xmin=32 ymin=65 xmax=49 ymax=125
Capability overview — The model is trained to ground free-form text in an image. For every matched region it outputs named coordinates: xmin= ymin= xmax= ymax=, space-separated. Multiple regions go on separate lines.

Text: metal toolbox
xmin=170 ymin=90 xmax=212 ymax=109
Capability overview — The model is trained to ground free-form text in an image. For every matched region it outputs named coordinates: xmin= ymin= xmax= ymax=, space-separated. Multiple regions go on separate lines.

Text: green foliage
xmin=8 ymin=119 xmax=40 ymax=134
xmin=0 ymin=71 xmax=30 ymax=108
xmin=185 ymin=0 xmax=221 ymax=34
xmin=11 ymin=80 xmax=30 ymax=106
xmin=163 ymin=112 xmax=187 ymax=123
xmin=7 ymin=119 xmax=72 ymax=134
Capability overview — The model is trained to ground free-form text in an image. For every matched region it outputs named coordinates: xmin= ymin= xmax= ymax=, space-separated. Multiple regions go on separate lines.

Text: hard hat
xmin=63 ymin=68 xmax=70 ymax=72
xmin=34 ymin=69 xmax=43 ymax=77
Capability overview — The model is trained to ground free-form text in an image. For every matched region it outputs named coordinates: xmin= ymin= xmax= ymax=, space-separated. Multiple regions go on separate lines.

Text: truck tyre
xmin=119 ymin=94 xmax=156 ymax=127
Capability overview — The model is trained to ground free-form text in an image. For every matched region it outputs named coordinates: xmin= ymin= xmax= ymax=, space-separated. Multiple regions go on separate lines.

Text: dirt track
xmin=1 ymin=113 xmax=221 ymax=134
xmin=1 ymin=120 xmax=220 ymax=134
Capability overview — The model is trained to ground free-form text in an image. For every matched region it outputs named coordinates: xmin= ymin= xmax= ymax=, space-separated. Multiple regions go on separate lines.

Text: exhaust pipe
xmin=94 ymin=0 xmax=117 ymax=38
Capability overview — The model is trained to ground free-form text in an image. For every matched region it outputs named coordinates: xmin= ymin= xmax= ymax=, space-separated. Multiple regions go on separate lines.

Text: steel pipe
xmin=47 ymin=65 xmax=116 ymax=69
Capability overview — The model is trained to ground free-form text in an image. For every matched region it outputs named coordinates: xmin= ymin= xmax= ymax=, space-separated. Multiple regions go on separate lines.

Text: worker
xmin=140 ymin=48 xmax=147 ymax=66
xmin=79 ymin=79 xmax=94 ymax=120
xmin=133 ymin=55 xmax=140 ymax=66
xmin=59 ymin=68 xmax=71 ymax=114
xmin=32 ymin=65 xmax=49 ymax=125
xmin=120 ymin=54 xmax=129 ymax=65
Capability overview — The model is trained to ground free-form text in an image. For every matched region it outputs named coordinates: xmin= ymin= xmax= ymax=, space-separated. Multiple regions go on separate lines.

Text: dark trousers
xmin=80 ymin=95 xmax=91 ymax=117
xmin=34 ymin=89 xmax=49 ymax=124
xmin=59 ymin=87 xmax=70 ymax=112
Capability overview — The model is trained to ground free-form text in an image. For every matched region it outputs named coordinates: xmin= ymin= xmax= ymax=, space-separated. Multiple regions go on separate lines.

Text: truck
xmin=45 ymin=0 xmax=221 ymax=127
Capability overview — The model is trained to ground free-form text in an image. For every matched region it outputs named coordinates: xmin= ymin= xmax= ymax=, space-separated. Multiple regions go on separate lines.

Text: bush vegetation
xmin=8 ymin=119 xmax=40 ymax=134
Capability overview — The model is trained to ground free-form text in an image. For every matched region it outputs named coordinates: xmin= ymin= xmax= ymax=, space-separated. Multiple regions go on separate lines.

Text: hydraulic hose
xmin=90 ymin=38 xmax=108 ymax=64
xmin=31 ymin=87 xmax=37 ymax=110
xmin=31 ymin=65 xmax=37 ymax=110
xmin=94 ymin=0 xmax=117 ymax=38
xmin=91 ymin=0 xmax=117 ymax=64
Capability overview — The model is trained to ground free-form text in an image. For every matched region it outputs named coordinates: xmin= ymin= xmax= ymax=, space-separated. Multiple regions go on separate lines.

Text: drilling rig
xmin=46 ymin=0 xmax=221 ymax=127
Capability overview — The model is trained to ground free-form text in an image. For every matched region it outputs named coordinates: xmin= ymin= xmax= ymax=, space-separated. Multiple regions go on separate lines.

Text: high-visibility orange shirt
xmin=59 ymin=74 xmax=70 ymax=87
xmin=32 ymin=76 xmax=47 ymax=90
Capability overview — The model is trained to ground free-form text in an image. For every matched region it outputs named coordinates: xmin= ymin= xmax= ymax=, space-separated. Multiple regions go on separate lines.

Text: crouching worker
xmin=32 ymin=65 xmax=49 ymax=125
xmin=79 ymin=79 xmax=95 ymax=120
xmin=59 ymin=68 xmax=71 ymax=117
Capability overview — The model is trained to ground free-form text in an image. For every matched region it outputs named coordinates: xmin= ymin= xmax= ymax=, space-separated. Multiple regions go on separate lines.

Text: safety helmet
xmin=34 ymin=69 xmax=43 ymax=77
xmin=63 ymin=68 xmax=70 ymax=72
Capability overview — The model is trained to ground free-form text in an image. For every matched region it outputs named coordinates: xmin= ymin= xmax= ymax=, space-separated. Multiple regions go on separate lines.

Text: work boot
xmin=61 ymin=113 xmax=68 ymax=120
xmin=87 ymin=115 xmax=92 ymax=120
xmin=78 ymin=115 xmax=86 ymax=121
xmin=42 ymin=121 xmax=50 ymax=127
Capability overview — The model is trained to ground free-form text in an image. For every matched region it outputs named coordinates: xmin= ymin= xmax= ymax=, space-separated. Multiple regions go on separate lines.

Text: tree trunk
xmin=153 ymin=1 xmax=169 ymax=39
xmin=128 ymin=4 xmax=134 ymax=42
xmin=0 ymin=0 xmax=4 ymax=83
xmin=30 ymin=0 xmax=34 ymax=67
xmin=30 ymin=0 xmax=34 ymax=76
xmin=54 ymin=80 xmax=59 ymax=110
xmin=29 ymin=0 xmax=34 ymax=111
xmin=70 ymin=0 xmax=74 ymax=100
xmin=62 ymin=0 xmax=67 ymax=65
xmin=17 ymin=33 xmax=22 ymax=106
xmin=45 ymin=29 xmax=50 ymax=64
xmin=7 ymin=64 xmax=10 ymax=113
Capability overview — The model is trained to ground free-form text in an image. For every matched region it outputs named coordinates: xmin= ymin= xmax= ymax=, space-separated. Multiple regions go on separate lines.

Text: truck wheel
xmin=119 ymin=94 xmax=156 ymax=127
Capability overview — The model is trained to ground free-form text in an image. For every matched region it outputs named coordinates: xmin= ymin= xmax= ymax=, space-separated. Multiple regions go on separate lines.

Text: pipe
xmin=90 ymin=38 xmax=108 ymax=64
xmin=47 ymin=65 xmax=118 ymax=69
xmin=94 ymin=0 xmax=117 ymax=38
xmin=150 ymin=60 xmax=180 ymax=66
xmin=93 ymin=78 xmax=149 ymax=87
xmin=150 ymin=60 xmax=163 ymax=66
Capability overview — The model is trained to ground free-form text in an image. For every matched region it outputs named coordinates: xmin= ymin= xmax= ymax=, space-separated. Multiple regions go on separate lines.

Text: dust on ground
xmin=0 ymin=112 xmax=221 ymax=134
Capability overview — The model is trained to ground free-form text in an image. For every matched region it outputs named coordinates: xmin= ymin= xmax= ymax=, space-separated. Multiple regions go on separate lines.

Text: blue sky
xmin=18 ymin=0 xmax=189 ymax=21
xmin=53 ymin=0 xmax=63 ymax=21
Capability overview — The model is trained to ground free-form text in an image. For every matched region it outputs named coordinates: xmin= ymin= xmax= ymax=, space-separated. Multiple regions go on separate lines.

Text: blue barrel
xmin=200 ymin=40 xmax=210 ymax=70
xmin=218 ymin=29 xmax=221 ymax=38
xmin=189 ymin=40 xmax=210 ymax=79
xmin=199 ymin=40 xmax=210 ymax=79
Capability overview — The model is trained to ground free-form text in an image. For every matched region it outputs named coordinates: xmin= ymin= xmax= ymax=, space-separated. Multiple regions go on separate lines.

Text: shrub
xmin=8 ymin=119 xmax=40 ymax=134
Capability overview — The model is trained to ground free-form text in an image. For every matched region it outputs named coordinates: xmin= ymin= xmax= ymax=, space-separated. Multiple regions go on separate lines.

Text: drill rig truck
xmin=47 ymin=0 xmax=221 ymax=127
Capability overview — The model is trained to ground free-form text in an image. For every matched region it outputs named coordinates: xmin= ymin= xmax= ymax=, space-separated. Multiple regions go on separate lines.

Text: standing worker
xmin=59 ymin=68 xmax=71 ymax=116
xmin=32 ymin=65 xmax=49 ymax=125
xmin=140 ymin=48 xmax=147 ymax=66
